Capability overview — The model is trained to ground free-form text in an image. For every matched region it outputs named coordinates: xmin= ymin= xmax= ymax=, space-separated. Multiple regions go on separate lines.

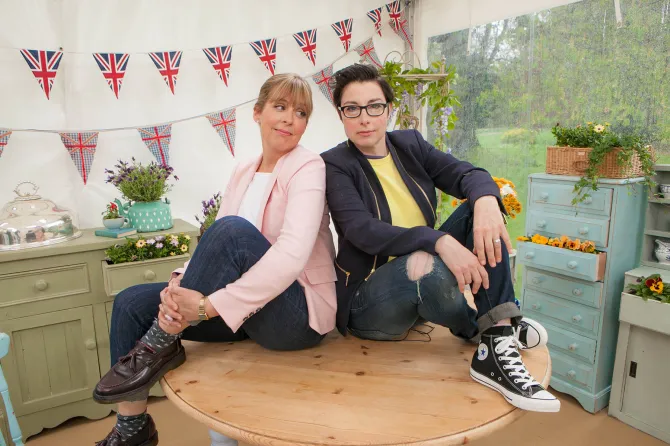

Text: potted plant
xmin=101 ymin=201 xmax=125 ymax=229
xmin=105 ymin=158 xmax=179 ymax=232
xmin=547 ymin=122 xmax=655 ymax=204
xmin=195 ymin=192 xmax=222 ymax=239
xmin=104 ymin=232 xmax=191 ymax=264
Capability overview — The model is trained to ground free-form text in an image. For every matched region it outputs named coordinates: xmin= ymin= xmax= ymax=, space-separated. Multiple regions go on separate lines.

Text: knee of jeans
xmin=206 ymin=215 xmax=256 ymax=240
xmin=406 ymin=251 xmax=436 ymax=281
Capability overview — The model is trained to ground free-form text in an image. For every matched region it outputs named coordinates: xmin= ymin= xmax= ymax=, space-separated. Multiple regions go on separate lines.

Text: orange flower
xmin=531 ymin=234 xmax=549 ymax=245
xmin=567 ymin=239 xmax=582 ymax=250
xmin=517 ymin=236 xmax=530 ymax=242
xmin=580 ymin=241 xmax=596 ymax=253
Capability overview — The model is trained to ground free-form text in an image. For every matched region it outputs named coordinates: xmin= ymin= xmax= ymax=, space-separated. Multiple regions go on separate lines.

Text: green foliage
xmin=628 ymin=274 xmax=670 ymax=304
xmin=102 ymin=202 xmax=120 ymax=220
xmin=501 ymin=128 xmax=536 ymax=145
xmin=105 ymin=158 xmax=178 ymax=203
xmin=105 ymin=233 xmax=191 ymax=265
xmin=551 ymin=122 xmax=656 ymax=204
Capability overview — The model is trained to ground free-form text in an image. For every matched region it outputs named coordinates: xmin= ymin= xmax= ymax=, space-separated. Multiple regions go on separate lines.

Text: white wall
xmin=0 ymin=0 xmax=406 ymax=229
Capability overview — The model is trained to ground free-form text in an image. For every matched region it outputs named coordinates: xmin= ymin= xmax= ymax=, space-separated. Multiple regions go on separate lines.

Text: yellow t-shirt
xmin=368 ymin=154 xmax=427 ymax=230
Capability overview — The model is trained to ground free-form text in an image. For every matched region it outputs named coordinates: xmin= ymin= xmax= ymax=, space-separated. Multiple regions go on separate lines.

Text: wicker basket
xmin=545 ymin=146 xmax=650 ymax=178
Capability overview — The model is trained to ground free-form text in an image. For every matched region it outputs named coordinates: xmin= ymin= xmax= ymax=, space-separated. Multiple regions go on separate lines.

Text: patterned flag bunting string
xmin=20 ymin=49 xmax=63 ymax=100
xmin=0 ymin=130 xmax=12 ymax=159
xmin=367 ymin=8 xmax=383 ymax=37
xmin=149 ymin=51 xmax=182 ymax=95
xmin=386 ymin=1 xmax=414 ymax=49
xmin=138 ymin=125 xmax=173 ymax=166
xmin=331 ymin=19 xmax=353 ymax=52
xmin=203 ymin=46 xmax=232 ymax=87
xmin=93 ymin=53 xmax=130 ymax=99
xmin=250 ymin=39 xmax=277 ymax=75
xmin=293 ymin=29 xmax=318 ymax=66
xmin=312 ymin=65 xmax=335 ymax=106
xmin=60 ymin=132 xmax=99 ymax=185
xmin=355 ymin=38 xmax=382 ymax=68
xmin=206 ymin=108 xmax=236 ymax=157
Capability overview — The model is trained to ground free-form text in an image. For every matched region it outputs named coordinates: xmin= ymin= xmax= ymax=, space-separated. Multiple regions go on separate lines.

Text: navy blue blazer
xmin=321 ymin=129 xmax=503 ymax=335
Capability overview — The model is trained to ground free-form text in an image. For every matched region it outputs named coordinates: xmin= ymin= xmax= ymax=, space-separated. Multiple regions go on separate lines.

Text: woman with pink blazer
xmin=93 ymin=74 xmax=337 ymax=446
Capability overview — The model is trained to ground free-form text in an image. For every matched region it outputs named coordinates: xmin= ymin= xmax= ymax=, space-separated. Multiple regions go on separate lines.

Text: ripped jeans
xmin=348 ymin=203 xmax=521 ymax=342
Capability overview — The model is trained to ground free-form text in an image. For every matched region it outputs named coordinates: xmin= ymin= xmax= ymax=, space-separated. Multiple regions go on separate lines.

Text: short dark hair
xmin=331 ymin=64 xmax=394 ymax=107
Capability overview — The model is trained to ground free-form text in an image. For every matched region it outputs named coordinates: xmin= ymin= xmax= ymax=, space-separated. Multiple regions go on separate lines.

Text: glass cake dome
xmin=0 ymin=182 xmax=82 ymax=251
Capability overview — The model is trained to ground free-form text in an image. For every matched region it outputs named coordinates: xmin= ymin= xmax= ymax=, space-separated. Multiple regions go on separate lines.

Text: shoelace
xmin=494 ymin=335 xmax=540 ymax=391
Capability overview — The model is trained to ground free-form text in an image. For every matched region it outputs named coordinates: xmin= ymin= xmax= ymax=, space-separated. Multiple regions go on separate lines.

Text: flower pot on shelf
xmin=545 ymin=146 xmax=646 ymax=178
xmin=102 ymin=217 xmax=126 ymax=229
xmin=114 ymin=198 xmax=173 ymax=233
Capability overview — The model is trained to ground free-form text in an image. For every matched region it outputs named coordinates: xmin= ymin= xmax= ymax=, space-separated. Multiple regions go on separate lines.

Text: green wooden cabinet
xmin=0 ymin=219 xmax=198 ymax=440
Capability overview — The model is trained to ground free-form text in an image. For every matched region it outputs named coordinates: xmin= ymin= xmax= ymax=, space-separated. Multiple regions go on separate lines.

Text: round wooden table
xmin=161 ymin=326 xmax=551 ymax=446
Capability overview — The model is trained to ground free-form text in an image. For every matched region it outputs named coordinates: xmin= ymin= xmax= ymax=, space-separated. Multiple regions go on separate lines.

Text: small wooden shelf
xmin=644 ymin=229 xmax=670 ymax=238
xmin=648 ymin=197 xmax=670 ymax=205
xmin=641 ymin=260 xmax=670 ymax=271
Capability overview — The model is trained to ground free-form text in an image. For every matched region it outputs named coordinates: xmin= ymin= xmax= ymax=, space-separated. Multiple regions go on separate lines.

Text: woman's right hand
xmin=159 ymin=286 xmax=183 ymax=328
xmin=435 ymin=234 xmax=489 ymax=294
xmin=168 ymin=273 xmax=182 ymax=288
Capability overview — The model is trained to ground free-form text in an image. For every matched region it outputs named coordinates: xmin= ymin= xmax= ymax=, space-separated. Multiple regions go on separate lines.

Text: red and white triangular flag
xmin=149 ymin=51 xmax=182 ymax=94
xmin=249 ymin=39 xmax=277 ymax=75
xmin=93 ymin=53 xmax=130 ymax=98
xmin=203 ymin=46 xmax=232 ymax=87
xmin=0 ymin=129 xmax=12 ymax=159
xmin=138 ymin=125 xmax=172 ymax=166
xmin=367 ymin=8 xmax=383 ymax=37
xmin=355 ymin=38 xmax=382 ymax=68
xmin=331 ymin=19 xmax=353 ymax=52
xmin=312 ymin=65 xmax=335 ymax=106
xmin=206 ymin=108 xmax=236 ymax=156
xmin=386 ymin=1 xmax=414 ymax=49
xmin=60 ymin=132 xmax=99 ymax=185
xmin=293 ymin=29 xmax=318 ymax=65
xmin=20 ymin=49 xmax=63 ymax=100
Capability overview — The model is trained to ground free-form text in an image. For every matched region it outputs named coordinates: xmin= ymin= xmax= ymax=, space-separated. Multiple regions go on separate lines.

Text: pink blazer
xmin=174 ymin=145 xmax=337 ymax=334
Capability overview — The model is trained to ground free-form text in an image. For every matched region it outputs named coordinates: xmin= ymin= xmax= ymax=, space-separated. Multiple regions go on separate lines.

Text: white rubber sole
xmin=470 ymin=368 xmax=560 ymax=412
xmin=519 ymin=317 xmax=549 ymax=350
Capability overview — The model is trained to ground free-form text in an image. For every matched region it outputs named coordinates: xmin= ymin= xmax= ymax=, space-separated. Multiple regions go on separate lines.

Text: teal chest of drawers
xmin=519 ymin=174 xmax=646 ymax=413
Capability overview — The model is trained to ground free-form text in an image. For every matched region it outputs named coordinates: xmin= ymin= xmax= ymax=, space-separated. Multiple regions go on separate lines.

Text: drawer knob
xmin=583 ymin=196 xmax=593 ymax=205
xmin=578 ymin=226 xmax=589 ymax=235
xmin=531 ymin=277 xmax=543 ymax=285
xmin=572 ymin=314 xmax=583 ymax=323
xmin=144 ymin=270 xmax=157 ymax=281
xmin=531 ymin=303 xmax=541 ymax=310
xmin=525 ymin=252 xmax=535 ymax=260
xmin=567 ymin=261 xmax=578 ymax=269
xmin=568 ymin=343 xmax=578 ymax=351
xmin=536 ymin=220 xmax=547 ymax=229
xmin=34 ymin=279 xmax=49 ymax=291
xmin=572 ymin=288 xmax=583 ymax=296
xmin=85 ymin=339 xmax=97 ymax=350
xmin=567 ymin=370 xmax=577 ymax=379
xmin=539 ymin=192 xmax=549 ymax=201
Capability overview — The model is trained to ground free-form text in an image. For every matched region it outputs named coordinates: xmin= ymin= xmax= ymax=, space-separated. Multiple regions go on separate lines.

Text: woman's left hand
xmin=167 ymin=285 xmax=205 ymax=322
xmin=472 ymin=196 xmax=512 ymax=267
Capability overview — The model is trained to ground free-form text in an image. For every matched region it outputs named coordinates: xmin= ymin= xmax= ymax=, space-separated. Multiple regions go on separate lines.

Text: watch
xmin=198 ymin=297 xmax=210 ymax=321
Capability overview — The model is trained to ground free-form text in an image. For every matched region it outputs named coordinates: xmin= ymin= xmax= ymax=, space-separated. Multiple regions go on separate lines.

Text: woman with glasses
xmin=320 ymin=64 xmax=559 ymax=413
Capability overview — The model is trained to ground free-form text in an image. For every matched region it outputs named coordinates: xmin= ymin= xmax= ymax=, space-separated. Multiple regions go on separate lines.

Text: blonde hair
xmin=254 ymin=73 xmax=313 ymax=120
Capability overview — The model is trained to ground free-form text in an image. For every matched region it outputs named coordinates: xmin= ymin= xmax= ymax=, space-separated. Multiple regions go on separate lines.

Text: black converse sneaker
xmin=470 ymin=325 xmax=560 ymax=412
xmin=516 ymin=317 xmax=548 ymax=350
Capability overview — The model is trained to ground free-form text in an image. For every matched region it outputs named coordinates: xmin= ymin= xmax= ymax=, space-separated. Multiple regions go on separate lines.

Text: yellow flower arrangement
xmin=518 ymin=234 xmax=599 ymax=254
xmin=452 ymin=176 xmax=522 ymax=219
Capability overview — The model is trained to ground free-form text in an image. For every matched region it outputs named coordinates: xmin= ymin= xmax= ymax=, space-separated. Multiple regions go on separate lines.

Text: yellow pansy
xmin=517 ymin=236 xmax=530 ymax=242
xmin=650 ymin=282 xmax=664 ymax=294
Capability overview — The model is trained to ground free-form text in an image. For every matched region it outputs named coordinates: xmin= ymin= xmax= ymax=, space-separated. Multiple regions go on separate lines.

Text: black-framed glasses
xmin=338 ymin=103 xmax=388 ymax=118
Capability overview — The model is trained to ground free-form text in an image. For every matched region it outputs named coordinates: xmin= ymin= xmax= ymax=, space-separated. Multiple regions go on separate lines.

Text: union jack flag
xmin=0 ymin=130 xmax=12 ymax=159
xmin=138 ymin=125 xmax=173 ymax=166
xmin=249 ymin=39 xmax=277 ymax=75
xmin=60 ymin=132 xmax=99 ymax=185
xmin=20 ymin=49 xmax=63 ymax=100
xmin=149 ymin=51 xmax=182 ymax=95
xmin=331 ymin=19 xmax=353 ymax=52
xmin=203 ymin=45 xmax=232 ymax=87
xmin=293 ymin=29 xmax=318 ymax=66
xmin=355 ymin=38 xmax=382 ymax=68
xmin=206 ymin=108 xmax=236 ymax=156
xmin=93 ymin=53 xmax=130 ymax=98
xmin=386 ymin=1 xmax=413 ymax=49
xmin=312 ymin=65 xmax=335 ymax=106
xmin=367 ymin=8 xmax=383 ymax=37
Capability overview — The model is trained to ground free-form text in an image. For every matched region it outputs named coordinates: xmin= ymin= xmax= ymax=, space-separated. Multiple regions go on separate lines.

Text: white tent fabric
xmin=0 ymin=0 xmax=406 ymax=229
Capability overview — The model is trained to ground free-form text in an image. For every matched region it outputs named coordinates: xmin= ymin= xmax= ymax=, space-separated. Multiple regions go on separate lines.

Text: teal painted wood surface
xmin=0 ymin=333 xmax=24 ymax=446
xmin=519 ymin=174 xmax=646 ymax=413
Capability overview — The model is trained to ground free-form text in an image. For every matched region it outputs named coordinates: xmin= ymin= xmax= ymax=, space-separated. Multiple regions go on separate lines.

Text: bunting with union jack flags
xmin=0 ymin=130 xmax=12 ymax=159
xmin=149 ymin=51 xmax=182 ymax=95
xmin=20 ymin=49 xmax=63 ymax=100
xmin=203 ymin=46 xmax=232 ymax=87
xmin=138 ymin=125 xmax=172 ymax=166
xmin=293 ymin=29 xmax=318 ymax=66
xmin=386 ymin=1 xmax=413 ymax=49
xmin=367 ymin=8 xmax=383 ymax=37
xmin=331 ymin=19 xmax=353 ymax=52
xmin=250 ymin=39 xmax=277 ymax=75
xmin=93 ymin=53 xmax=130 ymax=99
xmin=206 ymin=108 xmax=236 ymax=156
xmin=60 ymin=132 xmax=99 ymax=185
xmin=312 ymin=65 xmax=335 ymax=106
xmin=355 ymin=38 xmax=382 ymax=68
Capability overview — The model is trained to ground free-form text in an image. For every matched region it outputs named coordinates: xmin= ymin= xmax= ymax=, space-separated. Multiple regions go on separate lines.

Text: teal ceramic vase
xmin=114 ymin=198 xmax=173 ymax=232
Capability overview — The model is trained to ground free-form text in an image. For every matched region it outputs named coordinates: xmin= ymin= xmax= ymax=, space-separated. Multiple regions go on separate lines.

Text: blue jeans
xmin=109 ymin=216 xmax=324 ymax=366
xmin=348 ymin=204 xmax=521 ymax=341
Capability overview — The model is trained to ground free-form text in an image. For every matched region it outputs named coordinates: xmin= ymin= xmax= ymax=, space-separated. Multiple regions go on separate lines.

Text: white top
xmin=237 ymin=172 xmax=271 ymax=229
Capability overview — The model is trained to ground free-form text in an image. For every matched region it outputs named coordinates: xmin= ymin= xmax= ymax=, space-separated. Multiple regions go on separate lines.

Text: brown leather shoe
xmin=93 ymin=339 xmax=185 ymax=404
xmin=95 ymin=414 xmax=158 ymax=445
